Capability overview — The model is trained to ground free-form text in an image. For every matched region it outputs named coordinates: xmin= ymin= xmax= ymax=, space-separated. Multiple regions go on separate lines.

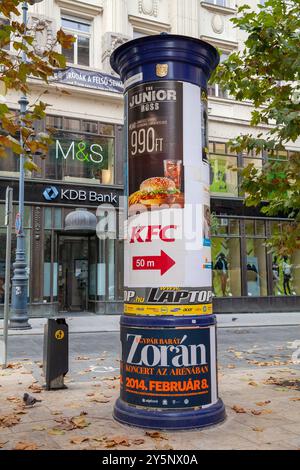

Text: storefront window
xmin=245 ymin=219 xmax=265 ymax=237
xmin=246 ymin=238 xmax=267 ymax=297
xmin=212 ymin=217 xmax=241 ymax=297
xmin=45 ymin=117 xmax=116 ymax=184
xmin=43 ymin=231 xmax=52 ymax=301
xmin=108 ymin=239 xmax=115 ymax=300
xmin=89 ymin=237 xmax=97 ymax=298
xmin=0 ymin=147 xmax=19 ymax=176
xmin=243 ymin=156 xmax=263 ymax=174
xmin=98 ymin=238 xmax=106 ymax=298
xmin=270 ymin=221 xmax=299 ymax=296
xmin=210 ymin=154 xmax=238 ymax=197
xmin=212 ymin=237 xmax=241 ymax=297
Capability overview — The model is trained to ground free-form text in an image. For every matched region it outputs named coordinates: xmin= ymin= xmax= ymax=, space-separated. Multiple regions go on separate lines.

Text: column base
xmin=114 ymin=398 xmax=226 ymax=431
xmin=9 ymin=319 xmax=32 ymax=330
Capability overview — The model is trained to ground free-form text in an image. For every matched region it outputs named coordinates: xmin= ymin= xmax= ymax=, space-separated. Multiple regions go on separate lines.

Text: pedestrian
xmin=282 ymin=256 xmax=292 ymax=296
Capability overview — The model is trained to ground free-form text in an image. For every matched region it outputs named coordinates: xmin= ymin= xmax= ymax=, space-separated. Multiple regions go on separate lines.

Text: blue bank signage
xmin=53 ymin=67 xmax=123 ymax=94
xmin=43 ymin=186 xmax=59 ymax=201
xmin=0 ymin=179 xmax=120 ymax=207
xmin=42 ymin=185 xmax=118 ymax=205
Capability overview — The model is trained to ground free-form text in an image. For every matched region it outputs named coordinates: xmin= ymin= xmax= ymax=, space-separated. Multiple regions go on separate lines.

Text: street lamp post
xmin=9 ymin=0 xmax=43 ymax=330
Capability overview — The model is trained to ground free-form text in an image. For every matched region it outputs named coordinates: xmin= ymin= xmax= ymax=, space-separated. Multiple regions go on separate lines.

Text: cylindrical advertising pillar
xmin=111 ymin=34 xmax=225 ymax=430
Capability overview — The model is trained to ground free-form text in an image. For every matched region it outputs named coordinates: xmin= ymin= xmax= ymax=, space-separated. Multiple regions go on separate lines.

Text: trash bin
xmin=43 ymin=318 xmax=68 ymax=390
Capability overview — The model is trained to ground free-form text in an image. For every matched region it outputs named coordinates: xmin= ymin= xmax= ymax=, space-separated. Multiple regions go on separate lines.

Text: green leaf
xmin=24 ymin=160 xmax=40 ymax=172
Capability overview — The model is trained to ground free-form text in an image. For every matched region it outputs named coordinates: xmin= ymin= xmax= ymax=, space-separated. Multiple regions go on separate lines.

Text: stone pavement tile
xmin=0 ymin=430 xmax=62 ymax=450
xmin=0 ymin=430 xmax=14 ymax=444
xmin=275 ymin=435 xmax=300 ymax=450
xmin=199 ymin=416 xmax=254 ymax=438
xmin=232 ymin=410 xmax=297 ymax=429
xmin=281 ymin=423 xmax=300 ymax=437
xmin=183 ymin=431 xmax=258 ymax=450
xmin=238 ymin=424 xmax=300 ymax=447
xmin=272 ymin=405 xmax=300 ymax=423
xmin=8 ymin=419 xmax=57 ymax=434
xmin=13 ymin=406 xmax=56 ymax=424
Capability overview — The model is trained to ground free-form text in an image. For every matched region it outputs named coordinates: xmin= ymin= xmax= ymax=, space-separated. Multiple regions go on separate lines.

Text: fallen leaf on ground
xmin=145 ymin=431 xmax=168 ymax=440
xmin=232 ymin=406 xmax=247 ymax=414
xmin=89 ymin=395 xmax=110 ymax=404
xmin=13 ymin=408 xmax=27 ymax=415
xmin=7 ymin=362 xmax=22 ymax=369
xmin=155 ymin=444 xmax=174 ymax=450
xmin=252 ymin=427 xmax=264 ymax=433
xmin=132 ymin=439 xmax=145 ymax=445
xmin=255 ymin=401 xmax=271 ymax=407
xmin=53 ymin=418 xmax=75 ymax=431
xmin=76 ymin=356 xmax=90 ymax=361
xmin=102 ymin=376 xmax=120 ymax=381
xmin=263 ymin=377 xmax=300 ymax=390
xmin=248 ymin=360 xmax=290 ymax=367
xmin=0 ymin=441 xmax=8 ymax=448
xmin=6 ymin=396 xmax=22 ymax=403
xmin=234 ymin=352 xmax=243 ymax=358
xmin=32 ymin=425 xmax=46 ymax=431
xmin=248 ymin=381 xmax=258 ymax=387
xmin=91 ymin=436 xmax=105 ymax=443
xmin=104 ymin=437 xmax=130 ymax=448
xmin=251 ymin=409 xmax=273 ymax=416
xmin=0 ymin=414 xmax=21 ymax=428
xmin=227 ymin=365 xmax=236 ymax=369
xmin=28 ymin=383 xmax=43 ymax=393
xmin=290 ymin=397 xmax=300 ymax=402
xmin=70 ymin=437 xmax=89 ymax=445
xmin=48 ymin=428 xmax=66 ymax=436
xmin=51 ymin=411 xmax=63 ymax=416
xmin=13 ymin=441 xmax=38 ymax=450
xmin=70 ymin=416 xmax=90 ymax=429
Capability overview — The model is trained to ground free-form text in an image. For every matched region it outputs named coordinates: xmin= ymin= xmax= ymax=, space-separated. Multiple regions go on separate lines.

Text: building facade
xmin=1 ymin=0 xmax=299 ymax=317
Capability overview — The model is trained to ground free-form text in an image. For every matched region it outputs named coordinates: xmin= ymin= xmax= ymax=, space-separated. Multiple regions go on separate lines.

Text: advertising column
xmin=111 ymin=34 xmax=225 ymax=429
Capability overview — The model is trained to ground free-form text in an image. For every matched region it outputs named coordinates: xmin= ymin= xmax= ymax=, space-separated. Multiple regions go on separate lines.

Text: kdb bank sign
xmin=52 ymin=138 xmax=109 ymax=168
xmin=42 ymin=185 xmax=118 ymax=205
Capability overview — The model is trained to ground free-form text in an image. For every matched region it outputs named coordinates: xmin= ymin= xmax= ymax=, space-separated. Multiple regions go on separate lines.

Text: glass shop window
xmin=210 ymin=153 xmax=238 ymax=197
xmin=212 ymin=237 xmax=241 ymax=297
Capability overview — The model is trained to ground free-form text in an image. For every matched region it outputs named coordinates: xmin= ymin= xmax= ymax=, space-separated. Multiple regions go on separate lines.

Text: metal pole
xmin=9 ymin=2 xmax=31 ymax=329
xmin=0 ymin=188 xmax=13 ymax=368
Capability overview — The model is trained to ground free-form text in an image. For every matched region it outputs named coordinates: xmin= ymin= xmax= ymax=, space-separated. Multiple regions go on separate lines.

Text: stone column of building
xmin=169 ymin=0 xmax=199 ymax=37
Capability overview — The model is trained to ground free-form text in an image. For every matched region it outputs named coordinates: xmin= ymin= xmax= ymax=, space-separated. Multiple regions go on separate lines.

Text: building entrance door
xmin=58 ymin=236 xmax=89 ymax=312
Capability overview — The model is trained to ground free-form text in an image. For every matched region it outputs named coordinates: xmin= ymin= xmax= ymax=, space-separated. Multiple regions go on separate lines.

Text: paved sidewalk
xmin=1 ymin=312 xmax=300 ymax=336
xmin=0 ymin=362 xmax=299 ymax=450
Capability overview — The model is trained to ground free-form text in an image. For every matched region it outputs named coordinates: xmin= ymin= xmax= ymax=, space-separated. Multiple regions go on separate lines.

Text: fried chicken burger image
xmin=129 ymin=177 xmax=181 ymax=210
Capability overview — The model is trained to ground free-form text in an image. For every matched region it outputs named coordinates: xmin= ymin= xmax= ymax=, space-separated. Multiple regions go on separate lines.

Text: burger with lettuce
xmin=129 ymin=177 xmax=180 ymax=208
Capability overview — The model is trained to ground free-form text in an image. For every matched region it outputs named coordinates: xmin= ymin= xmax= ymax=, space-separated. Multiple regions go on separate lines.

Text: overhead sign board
xmin=52 ymin=67 xmax=123 ymax=94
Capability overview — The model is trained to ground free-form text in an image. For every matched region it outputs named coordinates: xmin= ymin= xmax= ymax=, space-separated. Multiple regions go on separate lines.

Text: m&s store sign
xmin=52 ymin=138 xmax=109 ymax=169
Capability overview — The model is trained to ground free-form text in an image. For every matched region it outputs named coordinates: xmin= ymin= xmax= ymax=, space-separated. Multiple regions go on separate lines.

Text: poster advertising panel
xmin=120 ymin=325 xmax=216 ymax=409
xmin=125 ymin=81 xmax=212 ymax=316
